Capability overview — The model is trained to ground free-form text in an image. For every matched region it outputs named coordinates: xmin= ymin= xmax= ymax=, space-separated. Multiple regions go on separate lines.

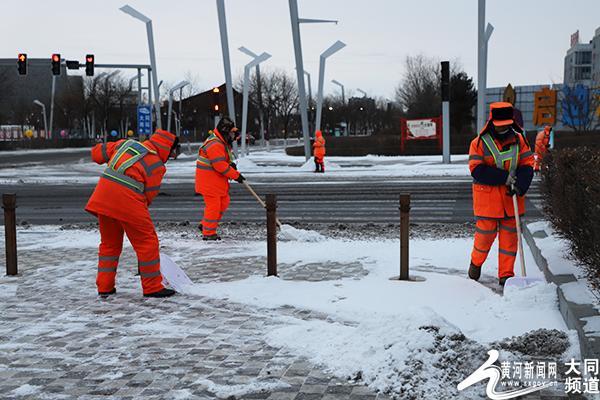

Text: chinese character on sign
xmin=533 ymin=87 xmax=557 ymax=126
xmin=501 ymin=361 xmax=511 ymax=379
xmin=513 ymin=362 xmax=522 ymax=379
xmin=584 ymin=377 xmax=600 ymax=394
xmin=566 ymin=359 xmax=581 ymax=376
xmin=548 ymin=362 xmax=558 ymax=379
xmin=536 ymin=362 xmax=546 ymax=379
xmin=565 ymin=377 xmax=583 ymax=394
xmin=137 ymin=104 xmax=152 ymax=136
xmin=524 ymin=362 xmax=534 ymax=380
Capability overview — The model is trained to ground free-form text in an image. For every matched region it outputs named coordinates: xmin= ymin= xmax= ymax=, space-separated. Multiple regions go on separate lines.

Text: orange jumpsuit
xmin=313 ymin=131 xmax=326 ymax=172
xmin=534 ymin=126 xmax=551 ymax=171
xmin=195 ymin=129 xmax=240 ymax=236
xmin=85 ymin=130 xmax=176 ymax=295
xmin=468 ymin=125 xmax=534 ymax=279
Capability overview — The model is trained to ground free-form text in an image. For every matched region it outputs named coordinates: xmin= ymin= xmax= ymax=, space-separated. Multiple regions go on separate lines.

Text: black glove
xmin=230 ymin=162 xmax=237 ymax=170
xmin=235 ymin=174 xmax=246 ymax=183
xmin=506 ymin=184 xmax=523 ymax=197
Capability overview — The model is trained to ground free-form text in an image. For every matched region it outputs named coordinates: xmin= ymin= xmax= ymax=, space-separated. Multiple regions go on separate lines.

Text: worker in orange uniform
xmin=86 ymin=130 xmax=179 ymax=298
xmin=534 ymin=125 xmax=552 ymax=172
xmin=195 ymin=117 xmax=245 ymax=240
xmin=313 ymin=130 xmax=326 ymax=173
xmin=467 ymin=102 xmax=535 ymax=286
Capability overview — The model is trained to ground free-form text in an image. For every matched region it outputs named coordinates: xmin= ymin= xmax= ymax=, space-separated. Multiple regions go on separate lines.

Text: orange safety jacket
xmin=534 ymin=129 xmax=551 ymax=157
xmin=85 ymin=130 xmax=175 ymax=223
xmin=195 ymin=129 xmax=240 ymax=196
xmin=313 ymin=133 xmax=326 ymax=158
xmin=468 ymin=130 xmax=534 ymax=219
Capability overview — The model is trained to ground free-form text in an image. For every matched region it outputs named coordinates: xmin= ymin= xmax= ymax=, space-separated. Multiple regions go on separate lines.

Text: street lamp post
xmin=241 ymin=53 xmax=271 ymax=157
xmin=331 ymin=79 xmax=345 ymax=104
xmin=216 ymin=0 xmax=238 ymax=157
xmin=239 ymin=46 xmax=268 ymax=148
xmin=33 ymin=100 xmax=48 ymax=139
xmin=477 ymin=0 xmax=494 ymax=131
xmin=120 ymin=5 xmax=162 ymax=130
xmin=315 ymin=40 xmax=346 ymax=132
xmin=167 ymin=80 xmax=190 ymax=133
xmin=288 ymin=0 xmax=338 ymax=160
xmin=356 ymin=88 xmax=367 ymax=97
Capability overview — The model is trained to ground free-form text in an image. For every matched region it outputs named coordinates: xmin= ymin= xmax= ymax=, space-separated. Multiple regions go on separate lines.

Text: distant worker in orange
xmin=467 ymin=102 xmax=535 ymax=286
xmin=313 ymin=130 xmax=326 ymax=173
xmin=86 ymin=130 xmax=179 ymax=298
xmin=195 ymin=117 xmax=245 ymax=240
xmin=534 ymin=125 xmax=552 ymax=172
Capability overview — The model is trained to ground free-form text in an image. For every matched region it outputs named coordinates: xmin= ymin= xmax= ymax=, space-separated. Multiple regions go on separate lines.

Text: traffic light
xmin=85 ymin=54 xmax=94 ymax=76
xmin=17 ymin=53 xmax=27 ymax=75
xmin=441 ymin=61 xmax=450 ymax=102
xmin=51 ymin=53 xmax=61 ymax=76
xmin=212 ymin=87 xmax=220 ymax=115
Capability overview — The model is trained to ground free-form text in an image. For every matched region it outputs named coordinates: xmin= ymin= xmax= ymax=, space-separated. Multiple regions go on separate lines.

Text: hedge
xmin=541 ymin=148 xmax=600 ymax=280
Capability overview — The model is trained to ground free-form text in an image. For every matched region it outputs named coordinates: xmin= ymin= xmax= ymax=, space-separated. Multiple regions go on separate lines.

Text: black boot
xmin=144 ymin=288 xmax=176 ymax=298
xmin=499 ymin=276 xmax=511 ymax=286
xmin=98 ymin=288 xmax=116 ymax=298
xmin=203 ymin=234 xmax=222 ymax=241
xmin=468 ymin=262 xmax=481 ymax=281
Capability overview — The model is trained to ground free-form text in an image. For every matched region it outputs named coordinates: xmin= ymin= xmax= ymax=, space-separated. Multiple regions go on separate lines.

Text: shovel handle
xmin=243 ymin=181 xmax=283 ymax=228
xmin=512 ymin=193 xmax=527 ymax=277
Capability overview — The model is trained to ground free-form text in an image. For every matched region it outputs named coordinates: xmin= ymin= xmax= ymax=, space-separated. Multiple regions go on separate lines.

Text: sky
xmin=3 ymin=0 xmax=599 ymax=99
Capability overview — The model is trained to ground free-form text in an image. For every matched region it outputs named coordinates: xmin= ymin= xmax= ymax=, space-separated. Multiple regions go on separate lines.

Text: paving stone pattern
xmin=0 ymin=237 xmax=575 ymax=399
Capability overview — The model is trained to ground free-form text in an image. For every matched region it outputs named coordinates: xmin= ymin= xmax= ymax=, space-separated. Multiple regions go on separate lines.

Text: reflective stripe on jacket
xmin=468 ymin=131 xmax=534 ymax=219
xmin=195 ymin=129 xmax=240 ymax=196
xmin=85 ymin=130 xmax=175 ymax=223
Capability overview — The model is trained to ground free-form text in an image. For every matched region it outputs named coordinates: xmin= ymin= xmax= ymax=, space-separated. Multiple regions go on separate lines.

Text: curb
xmin=523 ymin=224 xmax=600 ymax=359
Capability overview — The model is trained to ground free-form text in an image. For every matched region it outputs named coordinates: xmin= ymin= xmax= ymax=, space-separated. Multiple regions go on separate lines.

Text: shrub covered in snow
xmin=541 ymin=148 xmax=600 ymax=281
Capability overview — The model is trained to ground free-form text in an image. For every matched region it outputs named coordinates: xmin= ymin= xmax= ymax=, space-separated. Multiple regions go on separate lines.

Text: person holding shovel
xmin=195 ymin=117 xmax=245 ymax=241
xmin=86 ymin=130 xmax=179 ymax=298
xmin=467 ymin=102 xmax=534 ymax=286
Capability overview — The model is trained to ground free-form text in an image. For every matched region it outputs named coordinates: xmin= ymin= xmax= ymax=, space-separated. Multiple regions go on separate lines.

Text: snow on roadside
xmin=195 ymin=377 xmax=289 ymax=399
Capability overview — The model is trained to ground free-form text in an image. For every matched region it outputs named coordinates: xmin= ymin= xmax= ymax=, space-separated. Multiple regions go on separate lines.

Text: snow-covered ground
xmin=0 ymin=149 xmax=470 ymax=185
xmin=0 ymin=224 xmax=579 ymax=398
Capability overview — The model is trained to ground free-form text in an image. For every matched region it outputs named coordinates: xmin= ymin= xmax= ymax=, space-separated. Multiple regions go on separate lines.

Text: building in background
xmin=486 ymin=84 xmax=564 ymax=131
xmin=592 ymin=27 xmax=600 ymax=88
xmin=564 ymin=30 xmax=593 ymax=86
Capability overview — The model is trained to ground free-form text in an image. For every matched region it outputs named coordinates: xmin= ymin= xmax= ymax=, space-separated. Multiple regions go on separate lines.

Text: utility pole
xmin=441 ymin=61 xmax=451 ymax=164
xmin=477 ymin=0 xmax=494 ymax=131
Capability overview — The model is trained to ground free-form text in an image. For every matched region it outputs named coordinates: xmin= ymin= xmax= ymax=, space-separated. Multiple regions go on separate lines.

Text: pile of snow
xmin=195 ymin=377 xmax=289 ymax=399
xmin=236 ymin=156 xmax=259 ymax=171
xmin=279 ymin=224 xmax=325 ymax=242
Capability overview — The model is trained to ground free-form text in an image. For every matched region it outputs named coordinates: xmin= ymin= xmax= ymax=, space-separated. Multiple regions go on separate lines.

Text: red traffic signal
xmin=85 ymin=54 xmax=95 ymax=76
xmin=51 ymin=53 xmax=61 ymax=76
xmin=17 ymin=53 xmax=27 ymax=75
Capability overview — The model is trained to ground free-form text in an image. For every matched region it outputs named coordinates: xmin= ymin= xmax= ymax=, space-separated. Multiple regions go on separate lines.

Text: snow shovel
xmin=242 ymin=181 xmax=283 ymax=228
xmin=160 ymin=253 xmax=194 ymax=294
xmin=503 ymin=191 xmax=543 ymax=291
xmin=242 ymin=181 xmax=321 ymax=241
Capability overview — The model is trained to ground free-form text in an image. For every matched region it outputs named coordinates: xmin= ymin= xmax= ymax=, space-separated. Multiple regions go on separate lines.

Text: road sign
xmin=110 ymin=130 xmax=118 ymax=137
xmin=137 ymin=104 xmax=152 ymax=136
xmin=182 ymin=129 xmax=190 ymax=136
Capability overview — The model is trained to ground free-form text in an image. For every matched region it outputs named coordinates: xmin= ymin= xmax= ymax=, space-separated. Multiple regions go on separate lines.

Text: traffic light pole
xmin=49 ymin=76 xmax=56 ymax=140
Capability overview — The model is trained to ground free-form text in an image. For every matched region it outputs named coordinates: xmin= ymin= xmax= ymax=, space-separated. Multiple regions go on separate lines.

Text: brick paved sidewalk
xmin=0 ymin=228 xmax=578 ymax=399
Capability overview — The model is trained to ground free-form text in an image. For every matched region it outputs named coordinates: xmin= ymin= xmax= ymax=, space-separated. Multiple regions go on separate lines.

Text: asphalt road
xmin=0 ymin=177 xmax=543 ymax=225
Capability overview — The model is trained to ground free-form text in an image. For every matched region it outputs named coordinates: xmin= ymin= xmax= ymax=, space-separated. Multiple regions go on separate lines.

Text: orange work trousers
xmin=200 ymin=194 xmax=230 ymax=236
xmin=470 ymin=217 xmax=518 ymax=279
xmin=96 ymin=214 xmax=164 ymax=295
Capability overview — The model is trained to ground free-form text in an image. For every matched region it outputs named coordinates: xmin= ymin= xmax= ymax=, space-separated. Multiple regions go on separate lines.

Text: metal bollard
xmin=3 ymin=193 xmax=18 ymax=276
xmin=266 ymin=194 xmax=277 ymax=277
xmin=399 ymin=194 xmax=410 ymax=280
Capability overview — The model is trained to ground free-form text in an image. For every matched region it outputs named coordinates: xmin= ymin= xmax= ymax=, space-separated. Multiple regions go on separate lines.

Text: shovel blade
xmin=160 ymin=254 xmax=194 ymax=293
xmin=503 ymin=276 xmax=544 ymax=291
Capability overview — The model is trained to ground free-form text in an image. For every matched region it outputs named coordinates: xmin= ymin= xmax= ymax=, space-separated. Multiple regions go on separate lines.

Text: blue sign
xmin=137 ymin=104 xmax=153 ymax=136
xmin=182 ymin=129 xmax=190 ymax=136
xmin=110 ymin=130 xmax=118 ymax=137
xmin=562 ymin=84 xmax=590 ymax=128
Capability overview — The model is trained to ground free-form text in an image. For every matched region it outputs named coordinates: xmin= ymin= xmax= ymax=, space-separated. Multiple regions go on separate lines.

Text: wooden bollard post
xmin=266 ymin=194 xmax=277 ymax=277
xmin=3 ymin=193 xmax=18 ymax=276
xmin=399 ymin=194 xmax=411 ymax=280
